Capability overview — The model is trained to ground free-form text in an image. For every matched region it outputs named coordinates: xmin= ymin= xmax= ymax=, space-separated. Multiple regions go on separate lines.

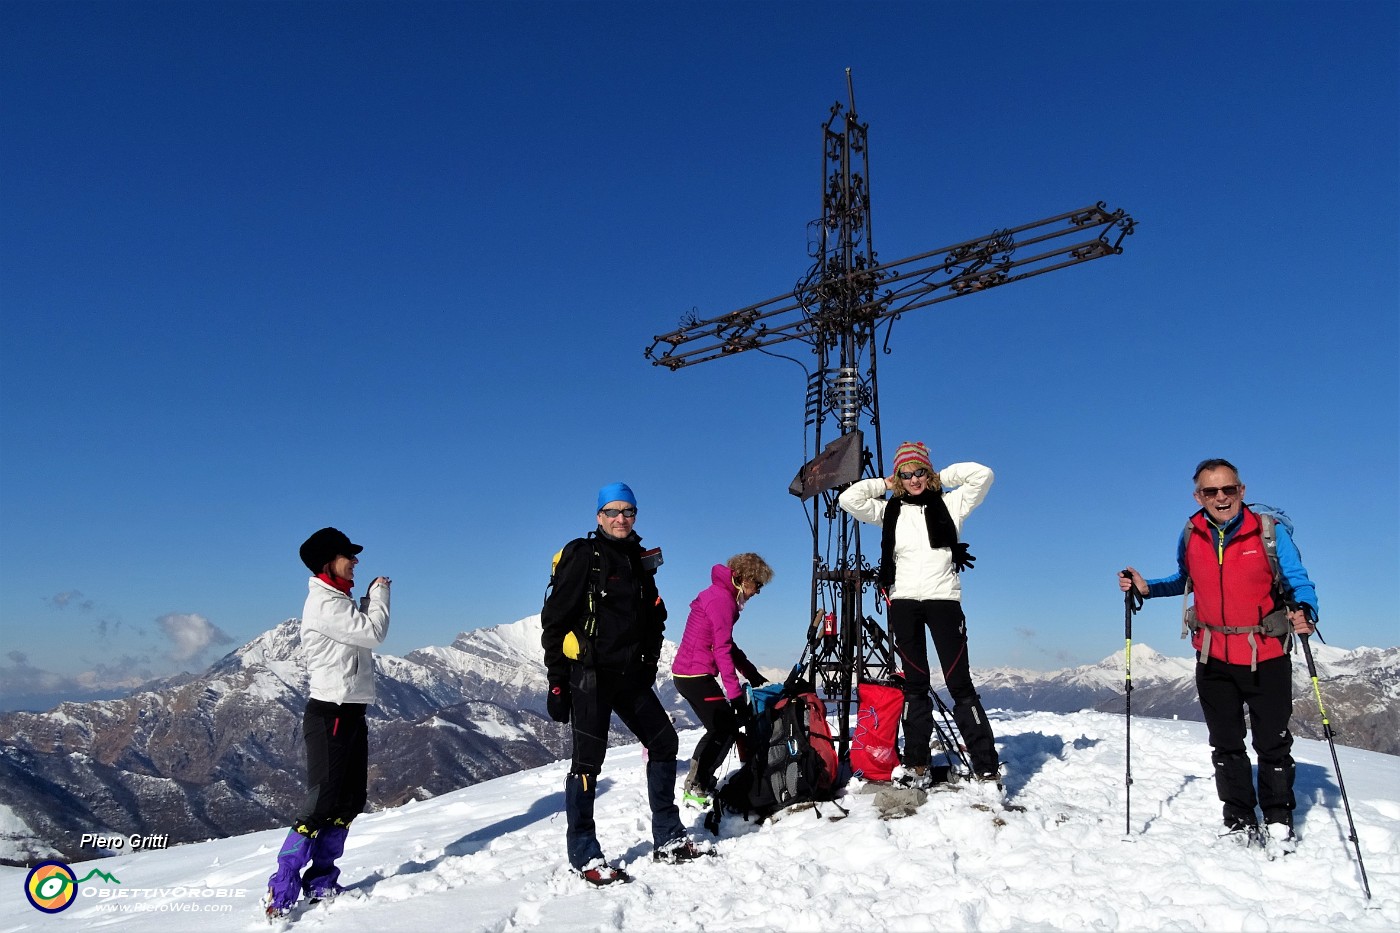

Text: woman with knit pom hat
xmin=838 ymin=442 xmax=1002 ymax=785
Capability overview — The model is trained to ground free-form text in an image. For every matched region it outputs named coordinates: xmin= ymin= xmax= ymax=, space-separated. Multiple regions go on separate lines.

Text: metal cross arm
xmin=644 ymin=290 xmax=806 ymax=371
xmin=643 ymin=202 xmax=1134 ymax=371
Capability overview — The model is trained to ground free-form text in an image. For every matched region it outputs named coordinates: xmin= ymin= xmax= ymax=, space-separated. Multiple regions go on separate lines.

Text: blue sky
xmin=1 ymin=1 xmax=1396 ymax=705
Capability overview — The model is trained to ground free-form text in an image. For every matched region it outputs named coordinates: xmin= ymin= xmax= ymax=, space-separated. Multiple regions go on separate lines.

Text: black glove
xmin=729 ymin=694 xmax=753 ymax=726
xmin=547 ymin=682 xmax=571 ymax=723
xmin=748 ymin=674 xmax=769 ymax=688
xmin=1287 ymin=600 xmax=1320 ymax=634
xmin=637 ymin=655 xmax=659 ymax=685
xmin=951 ymin=542 xmax=976 ymax=573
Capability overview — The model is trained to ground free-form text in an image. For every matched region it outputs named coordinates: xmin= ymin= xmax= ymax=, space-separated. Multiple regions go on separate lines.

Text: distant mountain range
xmin=0 ymin=616 xmax=693 ymax=867
xmin=1 ymin=617 xmax=1394 ymax=866
xmin=975 ymin=641 xmax=1400 ymax=756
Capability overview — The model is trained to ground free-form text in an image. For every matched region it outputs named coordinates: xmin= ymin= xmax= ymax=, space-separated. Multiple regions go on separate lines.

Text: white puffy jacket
xmin=301 ymin=576 xmax=391 ymax=704
xmin=838 ymin=462 xmax=994 ymax=602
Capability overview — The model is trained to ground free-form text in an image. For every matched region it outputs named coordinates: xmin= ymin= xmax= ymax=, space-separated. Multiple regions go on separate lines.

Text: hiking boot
xmin=1219 ymin=817 xmax=1264 ymax=848
xmin=1222 ymin=814 xmax=1257 ymax=833
xmin=973 ymin=759 xmax=1003 ymax=780
xmin=973 ymin=765 xmax=1004 ymax=790
xmin=652 ymin=836 xmax=715 ymax=864
xmin=306 ymin=882 xmax=346 ymax=903
xmin=578 ymin=857 xmax=630 ymax=886
xmin=681 ymin=766 xmax=714 ymax=809
xmin=1219 ymin=823 xmax=1251 ymax=841
xmin=1265 ymin=821 xmax=1297 ymax=855
xmin=896 ymin=765 xmax=934 ymax=789
xmin=262 ymin=889 xmax=292 ymax=921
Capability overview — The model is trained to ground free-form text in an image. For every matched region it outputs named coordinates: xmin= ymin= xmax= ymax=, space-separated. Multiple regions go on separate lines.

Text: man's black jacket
xmin=541 ymin=528 xmax=666 ymax=685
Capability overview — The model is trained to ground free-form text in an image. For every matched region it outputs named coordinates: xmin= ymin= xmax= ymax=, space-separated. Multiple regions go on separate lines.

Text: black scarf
xmin=878 ymin=490 xmax=958 ymax=590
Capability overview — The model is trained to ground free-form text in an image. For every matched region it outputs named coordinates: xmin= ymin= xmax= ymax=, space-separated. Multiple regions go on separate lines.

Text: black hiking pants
xmin=673 ymin=674 xmax=743 ymax=792
xmin=298 ymin=699 xmax=368 ymax=830
xmin=568 ymin=663 xmax=679 ymax=774
xmin=564 ymin=663 xmax=684 ymax=866
xmin=1196 ymin=654 xmax=1296 ymax=827
xmin=890 ymin=599 xmax=999 ymax=775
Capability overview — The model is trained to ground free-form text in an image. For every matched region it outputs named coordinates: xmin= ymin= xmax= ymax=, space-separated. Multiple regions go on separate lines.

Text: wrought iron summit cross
xmin=645 ymin=71 xmax=1134 ymax=758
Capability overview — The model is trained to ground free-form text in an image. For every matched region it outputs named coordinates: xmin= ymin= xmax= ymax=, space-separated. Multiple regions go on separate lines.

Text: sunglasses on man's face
xmin=897 ymin=468 xmax=930 ymax=480
xmin=1197 ymin=485 xmax=1240 ymax=499
xmin=600 ymin=507 xmax=637 ymax=518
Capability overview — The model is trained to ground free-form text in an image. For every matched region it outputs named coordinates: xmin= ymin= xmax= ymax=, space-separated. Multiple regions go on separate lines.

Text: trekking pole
xmin=1299 ymin=633 xmax=1371 ymax=900
xmin=1120 ymin=570 xmax=1143 ymax=835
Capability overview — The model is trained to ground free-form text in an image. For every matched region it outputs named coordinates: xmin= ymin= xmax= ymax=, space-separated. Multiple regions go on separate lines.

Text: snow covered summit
xmin=1 ymin=709 xmax=1393 ymax=931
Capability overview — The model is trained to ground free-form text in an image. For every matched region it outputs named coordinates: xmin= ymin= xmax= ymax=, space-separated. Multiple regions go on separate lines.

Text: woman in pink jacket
xmin=671 ymin=553 xmax=774 ymax=807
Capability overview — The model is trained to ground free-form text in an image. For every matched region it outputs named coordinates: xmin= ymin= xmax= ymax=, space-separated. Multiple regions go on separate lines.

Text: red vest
xmin=1184 ymin=508 xmax=1286 ymax=666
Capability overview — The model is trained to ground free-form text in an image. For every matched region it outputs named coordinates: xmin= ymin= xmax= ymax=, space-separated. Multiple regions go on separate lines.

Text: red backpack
xmin=791 ymin=691 xmax=838 ymax=797
xmin=850 ymin=681 xmax=903 ymax=781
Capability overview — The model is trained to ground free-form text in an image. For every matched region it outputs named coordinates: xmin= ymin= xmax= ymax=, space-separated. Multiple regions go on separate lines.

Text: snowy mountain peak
xmin=447 ymin=614 xmax=545 ymax=663
xmin=233 ymin=618 xmax=302 ymax=665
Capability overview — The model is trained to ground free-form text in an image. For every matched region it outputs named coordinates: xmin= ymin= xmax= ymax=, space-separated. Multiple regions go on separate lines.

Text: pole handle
xmin=1120 ymin=569 xmax=1144 ymax=618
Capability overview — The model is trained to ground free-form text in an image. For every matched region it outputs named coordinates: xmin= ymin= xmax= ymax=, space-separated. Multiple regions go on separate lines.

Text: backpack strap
xmin=1253 ymin=512 xmax=1299 ymax=655
xmin=553 ymin=536 xmax=606 ymax=662
xmin=1257 ymin=512 xmax=1283 ymax=593
xmin=581 ymin=537 xmax=603 ymax=639
xmin=1179 ymin=519 xmax=1195 ymax=643
xmin=1192 ymin=619 xmax=1267 ymax=671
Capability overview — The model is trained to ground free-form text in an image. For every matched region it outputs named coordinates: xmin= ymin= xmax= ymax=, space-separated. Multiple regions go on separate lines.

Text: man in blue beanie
xmin=541 ymin=482 xmax=709 ymax=885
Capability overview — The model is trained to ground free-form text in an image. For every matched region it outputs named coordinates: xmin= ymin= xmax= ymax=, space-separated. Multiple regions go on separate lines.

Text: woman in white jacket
xmin=265 ymin=527 xmax=390 ymax=919
xmin=839 ymin=441 xmax=1001 ymax=784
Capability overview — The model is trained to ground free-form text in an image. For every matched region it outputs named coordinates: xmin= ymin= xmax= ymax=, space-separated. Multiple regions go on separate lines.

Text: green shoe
xmin=682 ymin=789 xmax=711 ymax=810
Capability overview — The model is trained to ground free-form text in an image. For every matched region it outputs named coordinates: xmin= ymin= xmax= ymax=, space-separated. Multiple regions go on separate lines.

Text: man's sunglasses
xmin=1197 ymin=485 xmax=1240 ymax=499
xmin=600 ymin=507 xmax=638 ymax=518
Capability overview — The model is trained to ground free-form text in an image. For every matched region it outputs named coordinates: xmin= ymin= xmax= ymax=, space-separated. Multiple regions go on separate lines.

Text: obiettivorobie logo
xmin=24 ymin=860 xmax=122 ymax=913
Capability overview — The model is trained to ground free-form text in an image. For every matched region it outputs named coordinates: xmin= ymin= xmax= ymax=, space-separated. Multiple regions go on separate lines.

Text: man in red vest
xmin=1119 ymin=458 xmax=1317 ymax=851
